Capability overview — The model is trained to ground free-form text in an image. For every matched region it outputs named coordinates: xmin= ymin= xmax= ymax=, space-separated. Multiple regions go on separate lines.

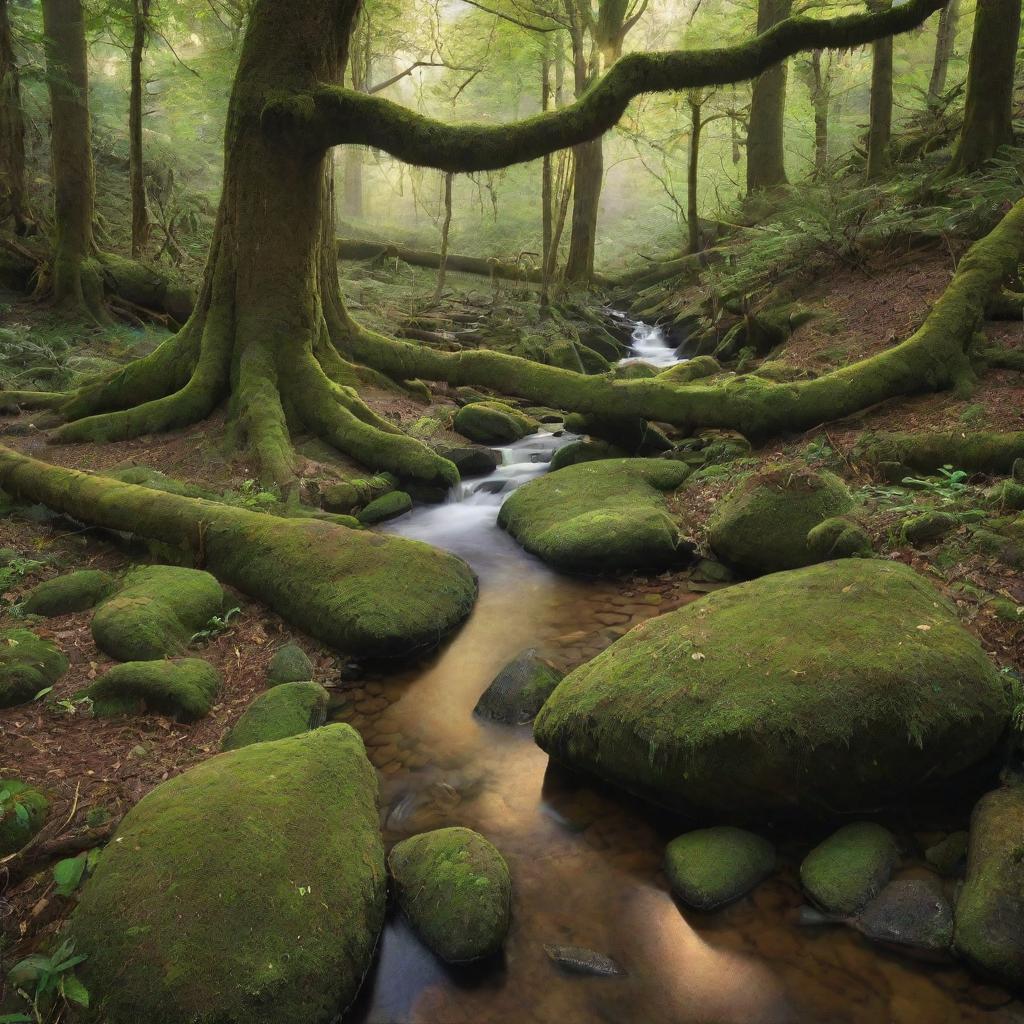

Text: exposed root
xmin=855 ymin=430 xmax=1024 ymax=475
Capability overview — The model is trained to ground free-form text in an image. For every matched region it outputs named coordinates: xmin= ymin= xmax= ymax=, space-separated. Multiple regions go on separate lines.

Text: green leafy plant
xmin=902 ymin=465 xmax=971 ymax=503
xmin=227 ymin=480 xmax=279 ymax=511
xmin=0 ymin=788 xmax=31 ymax=831
xmin=5 ymin=939 xmax=89 ymax=1022
xmin=0 ymin=558 xmax=44 ymax=598
xmin=191 ymin=606 xmax=241 ymax=645
xmin=52 ymin=849 xmax=101 ymax=898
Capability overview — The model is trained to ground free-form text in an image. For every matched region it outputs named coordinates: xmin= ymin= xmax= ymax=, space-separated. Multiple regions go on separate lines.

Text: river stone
xmin=91 ymin=565 xmax=225 ymax=661
xmin=454 ymin=401 xmax=538 ymax=445
xmin=388 ymin=826 xmax=512 ymax=963
xmin=473 ymin=649 xmax=563 ymax=725
xmin=222 ymin=682 xmax=329 ymax=750
xmin=800 ymin=823 xmax=899 ymax=915
xmin=434 ymin=444 xmax=501 ymax=478
xmin=853 ymin=879 xmax=953 ymax=955
xmin=70 ymin=725 xmax=385 ymax=1024
xmin=665 ymin=826 xmax=775 ymax=910
xmin=22 ymin=569 xmax=117 ymax=616
xmin=806 ymin=517 xmax=873 ymax=561
xmin=0 ymin=780 xmax=48 ymax=856
xmin=357 ymin=490 xmax=412 ymax=525
xmin=266 ymin=642 xmax=314 ymax=686
xmin=954 ymin=786 xmax=1024 ymax=988
xmin=533 ymin=560 xmax=1008 ymax=817
xmin=549 ymin=439 xmax=626 ymax=472
xmin=498 ymin=458 xmax=692 ymax=573
xmin=0 ymin=628 xmax=69 ymax=708
xmin=86 ymin=659 xmax=222 ymax=722
xmin=708 ymin=464 xmax=854 ymax=576
xmin=563 ymin=412 xmax=672 ymax=456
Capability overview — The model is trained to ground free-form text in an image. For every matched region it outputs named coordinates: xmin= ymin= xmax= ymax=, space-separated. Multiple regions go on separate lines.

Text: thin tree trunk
xmin=865 ymin=1 xmax=893 ymax=181
xmin=0 ymin=0 xmax=32 ymax=234
xmin=927 ymin=0 xmax=959 ymax=105
xmin=541 ymin=42 xmax=553 ymax=315
xmin=747 ymin=0 xmax=794 ymax=192
xmin=129 ymin=0 xmax=151 ymax=258
xmin=343 ymin=149 xmax=364 ymax=218
xmin=687 ymin=94 xmax=702 ymax=254
xmin=433 ymin=172 xmax=453 ymax=302
xmin=810 ymin=50 xmax=830 ymax=176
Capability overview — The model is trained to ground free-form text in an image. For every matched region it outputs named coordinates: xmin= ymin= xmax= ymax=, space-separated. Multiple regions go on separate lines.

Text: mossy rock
xmin=954 ymin=786 xmax=1024 ymax=989
xmin=86 ymin=659 xmax=222 ymax=722
xmin=614 ymin=362 xmax=660 ymax=380
xmin=665 ymin=827 xmax=775 ymax=910
xmin=900 ymin=510 xmax=958 ymax=545
xmin=925 ymin=831 xmax=969 ymax=877
xmin=563 ymin=412 xmax=671 ymax=456
xmin=498 ymin=459 xmax=692 ymax=573
xmin=473 ymin=650 xmax=563 ymax=725
xmin=853 ymin=879 xmax=953 ymax=955
xmin=388 ymin=826 xmax=512 ymax=963
xmin=267 ymin=642 xmax=314 ymax=686
xmin=22 ymin=570 xmax=117 ymax=617
xmin=549 ymin=439 xmax=626 ymax=472
xmin=545 ymin=340 xmax=609 ymax=375
xmin=657 ymin=356 xmax=720 ymax=383
xmin=222 ymin=682 xmax=329 ymax=750
xmin=807 ymin=517 xmax=873 ymax=560
xmin=988 ymin=480 xmax=1024 ymax=511
xmin=91 ymin=565 xmax=226 ymax=661
xmin=70 ymin=725 xmax=386 ymax=1024
xmin=534 ymin=560 xmax=1008 ymax=817
xmin=708 ymin=465 xmax=854 ymax=576
xmin=0 ymin=628 xmax=69 ymax=708
xmin=454 ymin=401 xmax=538 ymax=445
xmin=321 ymin=473 xmax=398 ymax=515
xmin=800 ymin=823 xmax=899 ymax=915
xmin=0 ymin=780 xmax=48 ymax=856
xmin=432 ymin=444 xmax=501 ymax=478
xmin=357 ymin=490 xmax=412 ymax=525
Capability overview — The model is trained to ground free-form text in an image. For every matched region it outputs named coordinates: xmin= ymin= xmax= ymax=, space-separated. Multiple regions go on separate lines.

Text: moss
xmin=614 ymin=362 xmax=660 ymax=380
xmin=0 ymin=628 xmax=69 ymax=708
xmin=800 ymin=823 xmax=899 ymax=915
xmin=388 ymin=826 xmax=511 ymax=963
xmin=0 ymin=780 xmax=48 ymax=856
xmin=664 ymin=827 xmax=776 ymax=910
xmin=22 ymin=570 xmax=117 ymax=616
xmin=708 ymin=464 xmax=854 ymax=576
xmin=900 ymin=509 xmax=958 ymax=545
xmin=357 ymin=490 xmax=412 ymax=525
xmin=534 ymin=560 xmax=1008 ymax=817
xmin=87 ymin=659 xmax=222 ymax=722
xmin=267 ymin=643 xmax=314 ymax=686
xmin=672 ymin=429 xmax=752 ymax=469
xmin=988 ymin=480 xmax=1024 ymax=511
xmin=454 ymin=401 xmax=538 ymax=445
xmin=321 ymin=473 xmax=398 ymax=514
xmin=71 ymin=725 xmax=386 ymax=1024
xmin=549 ymin=439 xmax=626 ymax=472
xmin=498 ymin=458 xmax=692 ymax=573
xmin=473 ymin=650 xmax=564 ymax=725
xmin=807 ymin=517 xmax=873 ymax=560
xmin=925 ymin=831 xmax=969 ymax=877
xmin=856 ymin=431 xmax=1024 ymax=476
xmin=222 ymin=681 xmax=328 ymax=750
xmin=91 ymin=565 xmax=225 ymax=662
xmin=657 ymin=356 xmax=720 ymax=382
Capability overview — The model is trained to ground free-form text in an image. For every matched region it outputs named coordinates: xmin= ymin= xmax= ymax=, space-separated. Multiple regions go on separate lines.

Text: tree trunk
xmin=0 ymin=0 xmax=32 ymax=234
xmin=865 ymin=1 xmax=893 ymax=181
xmin=927 ymin=0 xmax=959 ymax=105
xmin=687 ymin=95 xmax=702 ymax=254
xmin=342 ymin=148 xmax=364 ymax=218
xmin=947 ymin=0 xmax=1021 ymax=173
xmin=747 ymin=0 xmax=794 ymax=192
xmin=433 ymin=172 xmax=453 ymax=301
xmin=809 ymin=50 xmax=830 ymax=177
xmin=564 ymin=138 xmax=602 ymax=280
xmin=541 ymin=43 xmax=553 ymax=314
xmin=129 ymin=0 xmax=151 ymax=258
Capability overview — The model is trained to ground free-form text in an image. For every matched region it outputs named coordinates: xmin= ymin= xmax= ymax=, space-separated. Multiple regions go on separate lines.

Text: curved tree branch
xmin=264 ymin=0 xmax=944 ymax=172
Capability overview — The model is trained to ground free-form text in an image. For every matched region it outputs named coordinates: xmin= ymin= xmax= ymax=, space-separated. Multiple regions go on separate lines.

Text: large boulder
xmin=71 ymin=725 xmax=386 ymax=1024
xmin=0 ymin=628 xmax=68 ymax=708
xmin=22 ymin=569 xmax=117 ymax=616
xmin=498 ymin=458 xmax=692 ymax=573
xmin=222 ymin=682 xmax=329 ymax=750
xmin=708 ymin=465 xmax=854 ymax=576
xmin=534 ymin=560 xmax=1008 ymax=817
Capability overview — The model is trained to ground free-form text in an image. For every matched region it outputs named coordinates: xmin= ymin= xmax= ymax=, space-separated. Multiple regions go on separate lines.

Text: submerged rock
xmin=266 ymin=642 xmax=314 ymax=686
xmin=901 ymin=509 xmax=958 ymax=545
xmin=473 ymin=650 xmax=563 ymax=725
xmin=854 ymin=879 xmax=954 ymax=956
xmin=433 ymin=444 xmax=501 ymax=478
xmin=0 ymin=628 xmax=68 ymax=708
xmin=222 ymin=681 xmax=328 ymax=750
xmin=544 ymin=944 xmax=625 ymax=977
xmin=388 ymin=826 xmax=512 ymax=963
xmin=87 ymin=659 xmax=222 ymax=722
xmin=22 ymin=569 xmax=117 ymax=616
xmin=665 ymin=826 xmax=775 ymax=910
xmin=534 ymin=560 xmax=1008 ymax=816
xmin=0 ymin=780 xmax=48 ymax=856
xmin=71 ymin=725 xmax=386 ymax=1024
xmin=800 ymin=823 xmax=899 ymax=915
xmin=455 ymin=401 xmax=538 ymax=445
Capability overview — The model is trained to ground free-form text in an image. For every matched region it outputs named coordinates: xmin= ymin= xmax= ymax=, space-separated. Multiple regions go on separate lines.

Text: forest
xmin=0 ymin=0 xmax=1022 ymax=1020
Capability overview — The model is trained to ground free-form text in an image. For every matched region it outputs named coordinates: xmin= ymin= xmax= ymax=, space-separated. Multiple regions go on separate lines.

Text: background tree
xmin=129 ymin=0 xmax=152 ymax=256
xmin=0 ymin=0 xmax=33 ymax=234
xmin=865 ymin=0 xmax=892 ymax=180
xmin=926 ymin=0 xmax=959 ymax=106
xmin=746 ymin=0 xmax=793 ymax=192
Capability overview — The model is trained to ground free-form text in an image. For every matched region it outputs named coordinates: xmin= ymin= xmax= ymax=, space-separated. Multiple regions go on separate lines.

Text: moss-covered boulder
xmin=800 ymin=823 xmax=899 ymax=915
xmin=806 ymin=517 xmax=873 ymax=560
xmin=357 ymin=490 xmax=412 ymax=525
xmin=388 ymin=826 xmax=512 ymax=963
xmin=473 ymin=650 xmax=563 ymax=725
xmin=498 ymin=459 xmax=692 ymax=573
xmin=665 ymin=827 xmax=775 ymax=910
xmin=549 ymin=439 xmax=626 ymax=472
xmin=22 ymin=569 xmax=117 ymax=617
xmin=954 ymin=787 xmax=1024 ymax=989
xmin=534 ymin=560 xmax=1008 ymax=817
xmin=0 ymin=780 xmax=48 ymax=856
xmin=657 ymin=356 xmax=720 ymax=382
xmin=266 ymin=642 xmax=314 ymax=686
xmin=432 ymin=444 xmax=501 ymax=478
xmin=454 ymin=401 xmax=538 ymax=445
xmin=321 ymin=473 xmax=398 ymax=515
xmin=0 ymin=628 xmax=69 ymax=708
xmin=901 ymin=510 xmax=958 ymax=545
xmin=86 ymin=659 xmax=221 ymax=722
xmin=91 ymin=565 xmax=225 ymax=662
xmin=708 ymin=465 xmax=854 ymax=576
xmin=222 ymin=682 xmax=328 ymax=750
xmin=71 ymin=725 xmax=386 ymax=1024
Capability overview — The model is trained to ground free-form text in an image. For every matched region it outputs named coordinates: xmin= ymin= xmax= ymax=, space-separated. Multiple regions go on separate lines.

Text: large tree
xmin=0 ymin=0 xmax=32 ymax=234
xmin=746 ymin=0 xmax=793 ymax=192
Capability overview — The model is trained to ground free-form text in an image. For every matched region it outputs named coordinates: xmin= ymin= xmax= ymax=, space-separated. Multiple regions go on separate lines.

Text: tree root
xmin=854 ymin=430 xmax=1024 ymax=476
xmin=986 ymin=290 xmax=1024 ymax=320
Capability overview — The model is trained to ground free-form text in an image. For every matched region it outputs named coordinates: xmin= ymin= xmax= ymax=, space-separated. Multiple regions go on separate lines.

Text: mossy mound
xmin=267 ymin=642 xmax=314 ymax=686
xmin=321 ymin=473 xmax=398 ymax=514
xmin=800 ymin=823 xmax=899 ymax=915
xmin=22 ymin=570 xmax=117 ymax=617
xmin=357 ymin=490 xmax=412 ymax=525
xmin=0 ymin=780 xmax=48 ymax=856
xmin=0 ymin=628 xmax=69 ymax=708
xmin=708 ymin=465 xmax=854 ymax=576
xmin=657 ymin=356 xmax=720 ymax=382
xmin=388 ymin=826 xmax=512 ymax=963
xmin=954 ymin=787 xmax=1024 ymax=989
xmin=664 ymin=827 xmax=775 ymax=910
xmin=901 ymin=510 xmax=958 ymax=545
xmin=91 ymin=565 xmax=226 ymax=661
xmin=454 ymin=401 xmax=538 ymax=445
xmin=806 ymin=517 xmax=873 ymax=560
xmin=222 ymin=682 xmax=328 ymax=750
xmin=86 ymin=659 xmax=222 ymax=722
xmin=71 ymin=725 xmax=386 ymax=1024
xmin=549 ymin=439 xmax=626 ymax=472
xmin=498 ymin=459 xmax=692 ymax=573
xmin=534 ymin=560 xmax=1008 ymax=817
xmin=473 ymin=650 xmax=564 ymax=725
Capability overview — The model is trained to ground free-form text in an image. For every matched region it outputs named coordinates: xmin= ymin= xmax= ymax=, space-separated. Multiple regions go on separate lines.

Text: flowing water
xmin=339 ymin=419 xmax=1024 ymax=1024
xmin=616 ymin=317 xmax=686 ymax=368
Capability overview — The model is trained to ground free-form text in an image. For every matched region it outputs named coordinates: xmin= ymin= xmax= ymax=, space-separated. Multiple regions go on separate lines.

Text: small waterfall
xmin=618 ymin=320 xmax=685 ymax=368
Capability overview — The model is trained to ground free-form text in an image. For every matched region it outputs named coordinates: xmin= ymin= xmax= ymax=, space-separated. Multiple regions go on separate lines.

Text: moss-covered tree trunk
xmin=0 ymin=0 xmax=32 ymax=235
xmin=687 ymin=92 xmax=703 ymax=254
xmin=747 ymin=0 xmax=793 ymax=192
xmin=927 ymin=0 xmax=959 ymax=105
xmin=865 ymin=0 xmax=893 ymax=181
xmin=565 ymin=139 xmax=602 ymax=280
xmin=129 ymin=0 xmax=151 ymax=258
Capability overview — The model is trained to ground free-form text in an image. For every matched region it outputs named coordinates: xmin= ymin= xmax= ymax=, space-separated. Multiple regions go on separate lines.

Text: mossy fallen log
xmin=0 ymin=445 xmax=477 ymax=657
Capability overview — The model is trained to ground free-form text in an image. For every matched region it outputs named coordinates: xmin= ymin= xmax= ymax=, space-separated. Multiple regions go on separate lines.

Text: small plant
xmin=902 ymin=465 xmax=971 ymax=503
xmin=0 ymin=558 xmax=44 ymax=598
xmin=191 ymin=606 xmax=241 ymax=645
xmin=0 ymin=787 xmax=31 ymax=831
xmin=228 ymin=479 xmax=279 ymax=511
xmin=52 ymin=849 xmax=101 ymax=898
xmin=5 ymin=938 xmax=90 ymax=1022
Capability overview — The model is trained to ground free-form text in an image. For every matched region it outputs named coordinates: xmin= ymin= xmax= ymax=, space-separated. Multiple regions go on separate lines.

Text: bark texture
xmin=927 ymin=0 xmax=959 ymax=105
xmin=129 ymin=0 xmax=151 ymax=258
xmin=0 ymin=0 xmax=31 ymax=234
xmin=865 ymin=0 xmax=893 ymax=181
xmin=746 ymin=0 xmax=794 ymax=192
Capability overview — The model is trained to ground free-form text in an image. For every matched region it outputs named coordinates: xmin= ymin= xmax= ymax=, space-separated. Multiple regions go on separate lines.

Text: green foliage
xmin=0 ymin=558 xmax=44 ymax=598
xmin=6 ymin=939 xmax=90 ymax=1023
xmin=902 ymin=465 xmax=971 ymax=503
xmin=190 ymin=606 xmax=241 ymax=645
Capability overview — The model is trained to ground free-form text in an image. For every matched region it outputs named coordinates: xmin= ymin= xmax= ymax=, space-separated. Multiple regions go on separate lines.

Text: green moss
xmin=0 ymin=628 xmax=69 ymax=708
xmin=498 ymin=458 xmax=691 ymax=573
xmin=708 ymin=464 xmax=854 ymax=576
xmin=71 ymin=725 xmax=385 ymax=1024
xmin=657 ymin=356 xmax=720 ymax=382
xmin=900 ymin=509 xmax=958 ymax=545
xmin=222 ymin=682 xmax=328 ymax=750
xmin=267 ymin=643 xmax=314 ymax=686
xmin=856 ymin=431 xmax=1024 ymax=476
xmin=91 ymin=565 xmax=226 ymax=662
xmin=357 ymin=490 xmax=412 ymax=525
xmin=321 ymin=473 xmax=398 ymax=514
xmin=0 ymin=780 xmax=48 ymax=856
xmin=534 ymin=560 xmax=1008 ymax=816
xmin=988 ymin=480 xmax=1024 ymax=511
xmin=664 ymin=827 xmax=775 ymax=910
xmin=549 ymin=439 xmax=626 ymax=472
xmin=807 ymin=517 xmax=873 ymax=560
xmin=925 ymin=831 xmax=969 ymax=877
xmin=473 ymin=650 xmax=563 ymax=725
xmin=454 ymin=401 xmax=538 ymax=445
xmin=86 ymin=659 xmax=222 ymax=722
xmin=22 ymin=570 xmax=117 ymax=617
xmin=388 ymin=826 xmax=511 ymax=963
xmin=800 ymin=823 xmax=899 ymax=915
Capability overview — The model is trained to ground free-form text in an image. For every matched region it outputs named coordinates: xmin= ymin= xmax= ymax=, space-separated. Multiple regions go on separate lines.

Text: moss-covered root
xmin=222 ymin=681 xmax=329 ymax=750
xmin=87 ymin=659 xmax=222 ymax=722
xmin=388 ymin=827 xmax=512 ymax=963
xmin=856 ymin=431 xmax=1024 ymax=476
xmin=665 ymin=827 xmax=776 ymax=911
xmin=986 ymin=290 xmax=1024 ymax=320
xmin=0 ymin=780 xmax=49 ymax=857
xmin=0 ymin=445 xmax=477 ymax=658
xmin=70 ymin=725 xmax=386 ymax=1024
xmin=0 ymin=627 xmax=69 ymax=708
xmin=22 ymin=569 xmax=117 ymax=616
